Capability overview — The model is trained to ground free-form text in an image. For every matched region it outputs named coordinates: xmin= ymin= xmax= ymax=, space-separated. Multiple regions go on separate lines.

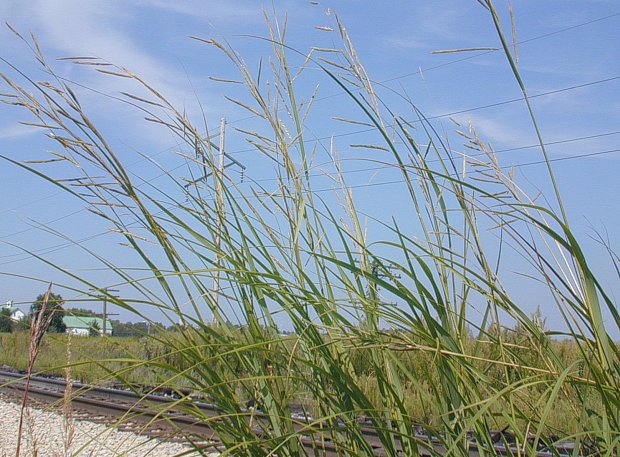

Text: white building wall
xmin=10 ymin=309 xmax=25 ymax=321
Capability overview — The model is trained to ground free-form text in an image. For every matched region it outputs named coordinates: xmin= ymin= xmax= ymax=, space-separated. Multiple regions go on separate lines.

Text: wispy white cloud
xmin=137 ymin=0 xmax=264 ymax=25
xmin=380 ymin=12 xmax=455 ymax=52
xmin=0 ymin=0 xmax=234 ymax=147
xmin=457 ymin=110 xmax=620 ymax=160
xmin=379 ymin=3 xmax=494 ymax=60
xmin=0 ymin=123 xmax=39 ymax=140
xmin=529 ymin=86 xmax=597 ymax=112
xmin=464 ymin=114 xmax=536 ymax=149
xmin=382 ymin=36 xmax=430 ymax=52
xmin=414 ymin=4 xmax=464 ymax=42
xmin=22 ymin=0 xmax=192 ymax=103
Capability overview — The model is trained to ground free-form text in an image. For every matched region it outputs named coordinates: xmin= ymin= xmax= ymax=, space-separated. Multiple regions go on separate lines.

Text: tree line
xmin=0 ymin=291 xmax=166 ymax=337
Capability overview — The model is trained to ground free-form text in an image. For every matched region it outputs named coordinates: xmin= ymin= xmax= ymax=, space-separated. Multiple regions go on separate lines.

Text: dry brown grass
xmin=16 ymin=283 xmax=57 ymax=457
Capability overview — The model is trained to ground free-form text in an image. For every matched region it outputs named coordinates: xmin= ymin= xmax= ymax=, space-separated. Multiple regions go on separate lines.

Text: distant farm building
xmin=63 ymin=316 xmax=112 ymax=336
xmin=2 ymin=301 xmax=25 ymax=322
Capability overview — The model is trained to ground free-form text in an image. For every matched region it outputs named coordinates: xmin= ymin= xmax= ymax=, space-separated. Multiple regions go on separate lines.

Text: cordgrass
xmin=1 ymin=1 xmax=619 ymax=455
xmin=0 ymin=329 xmax=603 ymax=436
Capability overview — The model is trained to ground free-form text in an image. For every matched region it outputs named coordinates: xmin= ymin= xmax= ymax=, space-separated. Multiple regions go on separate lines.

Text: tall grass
xmin=1 ymin=1 xmax=619 ymax=456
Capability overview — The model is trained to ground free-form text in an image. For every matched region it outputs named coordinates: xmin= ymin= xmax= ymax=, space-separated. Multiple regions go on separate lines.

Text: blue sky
xmin=0 ymin=1 xmax=618 ymax=329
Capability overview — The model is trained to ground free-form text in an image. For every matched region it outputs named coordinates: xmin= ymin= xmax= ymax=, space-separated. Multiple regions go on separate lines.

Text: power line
xmin=3 ymin=67 xmax=616 ymax=232
xmin=309 ymin=148 xmax=620 ymax=194
xmin=218 ymin=10 xmax=620 ymax=153
xmin=377 ymin=11 xmax=620 ymax=85
xmin=0 ymin=231 xmax=108 ymax=263
xmin=0 ymin=208 xmax=86 ymax=240
xmin=3 ymin=6 xmax=613 ymax=187
xmin=2 ymin=6 xmax=616 ymax=213
xmin=2 ymin=126 xmax=619 ymax=245
xmin=248 ymin=129 xmax=620 ymax=184
xmin=2 ymin=12 xmax=618 ymax=249
xmin=219 ymin=73 xmax=620 ymax=157
xmin=1 ymin=143 xmax=617 ymax=267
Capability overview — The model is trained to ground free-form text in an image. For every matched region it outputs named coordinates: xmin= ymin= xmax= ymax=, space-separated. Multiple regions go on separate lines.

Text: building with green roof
xmin=63 ymin=315 xmax=112 ymax=336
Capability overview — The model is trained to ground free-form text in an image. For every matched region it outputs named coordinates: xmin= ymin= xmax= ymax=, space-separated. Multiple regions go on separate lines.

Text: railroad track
xmin=0 ymin=370 xmax=578 ymax=456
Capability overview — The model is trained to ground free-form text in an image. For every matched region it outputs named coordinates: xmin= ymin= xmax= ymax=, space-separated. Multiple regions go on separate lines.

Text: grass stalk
xmin=16 ymin=283 xmax=55 ymax=457
xmin=1 ymin=5 xmax=619 ymax=455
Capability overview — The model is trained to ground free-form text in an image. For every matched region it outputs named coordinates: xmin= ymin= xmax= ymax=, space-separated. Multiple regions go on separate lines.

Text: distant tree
xmin=30 ymin=292 xmax=67 ymax=333
xmin=110 ymin=320 xmax=137 ymax=337
xmin=88 ymin=320 xmax=101 ymax=337
xmin=67 ymin=308 xmax=101 ymax=318
xmin=110 ymin=320 xmax=163 ymax=337
xmin=0 ymin=308 xmax=13 ymax=333
xmin=167 ymin=322 xmax=187 ymax=333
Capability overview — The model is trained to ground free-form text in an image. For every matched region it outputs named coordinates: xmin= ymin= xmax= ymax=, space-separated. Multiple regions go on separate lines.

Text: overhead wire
xmin=3 ymin=8 xmax=618 ymax=215
xmin=310 ymin=147 xmax=620 ymax=194
xmin=1 ymin=71 xmax=618 ymax=250
xmin=1 ymin=10 xmax=619 ymax=263
xmin=221 ymin=73 xmax=620 ymax=156
xmin=1 ymin=138 xmax=618 ymax=267
xmin=2 ymin=69 xmax=618 ymax=235
xmin=249 ymin=129 xmax=620 ymax=183
xmin=1 ymin=71 xmax=619 ymax=247
xmin=376 ymin=11 xmax=620 ymax=85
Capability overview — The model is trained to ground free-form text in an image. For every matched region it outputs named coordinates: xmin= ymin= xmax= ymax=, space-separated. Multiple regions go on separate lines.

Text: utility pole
xmin=182 ymin=120 xmax=246 ymax=326
xmin=90 ymin=288 xmax=119 ymax=336
xmin=364 ymin=259 xmax=399 ymax=331
xmin=140 ymin=320 xmax=151 ymax=335
xmin=183 ymin=125 xmax=246 ymax=190
xmin=211 ymin=118 xmax=226 ymax=326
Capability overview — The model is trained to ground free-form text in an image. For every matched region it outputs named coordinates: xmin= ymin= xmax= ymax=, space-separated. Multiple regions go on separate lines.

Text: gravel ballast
xmin=0 ymin=395 xmax=211 ymax=456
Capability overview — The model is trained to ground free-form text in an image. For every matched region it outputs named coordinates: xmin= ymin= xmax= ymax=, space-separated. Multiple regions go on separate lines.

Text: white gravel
xmin=0 ymin=395 xmax=215 ymax=457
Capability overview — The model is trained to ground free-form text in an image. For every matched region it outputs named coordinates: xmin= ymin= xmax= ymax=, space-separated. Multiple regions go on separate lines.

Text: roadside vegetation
xmin=0 ymin=331 xmax=171 ymax=387
xmin=0 ymin=325 xmax=605 ymax=436
xmin=1 ymin=1 xmax=618 ymax=456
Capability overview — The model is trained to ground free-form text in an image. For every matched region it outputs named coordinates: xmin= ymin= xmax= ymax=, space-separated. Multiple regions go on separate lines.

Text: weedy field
xmin=0 ymin=328 xmax=606 ymax=436
xmin=1 ymin=1 xmax=618 ymax=456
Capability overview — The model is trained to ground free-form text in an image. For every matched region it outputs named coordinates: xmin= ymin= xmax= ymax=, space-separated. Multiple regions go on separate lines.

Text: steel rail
xmin=0 ymin=370 xmax=578 ymax=457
